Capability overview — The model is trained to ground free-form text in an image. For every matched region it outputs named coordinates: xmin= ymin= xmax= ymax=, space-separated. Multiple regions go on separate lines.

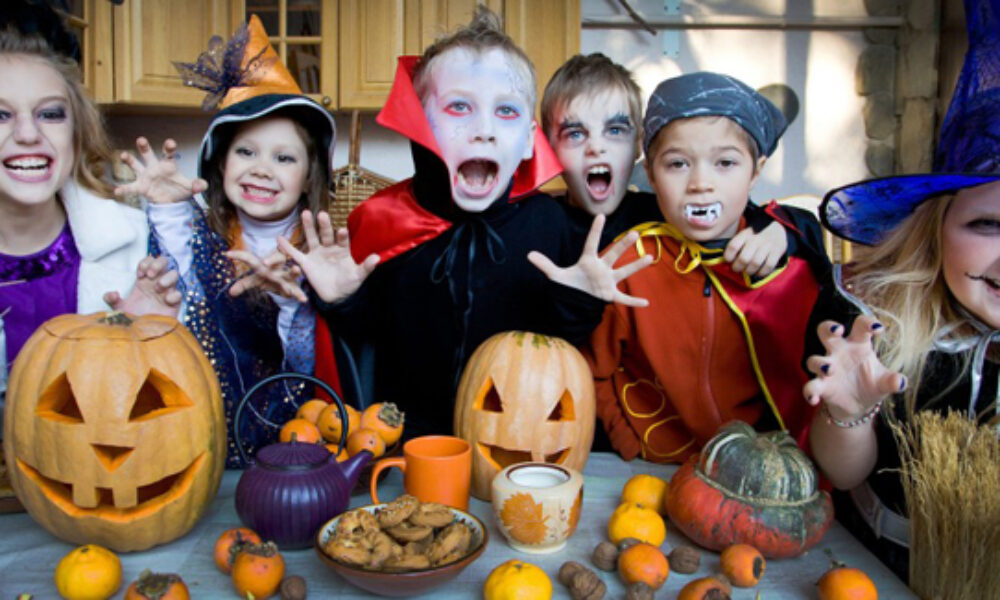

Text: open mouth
xmin=3 ymin=155 xmax=53 ymax=182
xmin=476 ymin=443 xmax=571 ymax=471
xmin=456 ymin=159 xmax=499 ymax=198
xmin=585 ymin=165 xmax=613 ymax=200
xmin=683 ymin=202 xmax=722 ymax=227
xmin=16 ymin=453 xmax=205 ymax=520
xmin=240 ymin=184 xmax=279 ymax=203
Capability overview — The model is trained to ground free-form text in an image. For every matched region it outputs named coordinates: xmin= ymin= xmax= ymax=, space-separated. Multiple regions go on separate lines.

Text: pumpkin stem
xmin=99 ymin=311 xmax=134 ymax=326
xmin=135 ymin=569 xmax=182 ymax=600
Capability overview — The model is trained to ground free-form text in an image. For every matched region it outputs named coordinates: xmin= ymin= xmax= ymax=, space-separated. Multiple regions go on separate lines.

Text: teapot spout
xmin=339 ymin=449 xmax=373 ymax=488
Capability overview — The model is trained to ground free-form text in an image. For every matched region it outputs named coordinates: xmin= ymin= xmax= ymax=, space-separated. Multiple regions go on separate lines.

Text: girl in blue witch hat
xmin=804 ymin=0 xmax=1000 ymax=581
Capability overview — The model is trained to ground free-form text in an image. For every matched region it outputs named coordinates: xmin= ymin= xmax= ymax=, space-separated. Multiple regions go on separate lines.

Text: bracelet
xmin=822 ymin=399 xmax=884 ymax=429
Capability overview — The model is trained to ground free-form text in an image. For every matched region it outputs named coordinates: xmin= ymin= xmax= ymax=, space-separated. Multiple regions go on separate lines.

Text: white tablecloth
xmin=0 ymin=453 xmax=916 ymax=598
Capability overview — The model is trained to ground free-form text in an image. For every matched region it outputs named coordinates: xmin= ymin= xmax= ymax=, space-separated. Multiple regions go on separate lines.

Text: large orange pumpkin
xmin=454 ymin=331 xmax=595 ymax=500
xmin=666 ymin=420 xmax=833 ymax=558
xmin=3 ymin=312 xmax=225 ymax=552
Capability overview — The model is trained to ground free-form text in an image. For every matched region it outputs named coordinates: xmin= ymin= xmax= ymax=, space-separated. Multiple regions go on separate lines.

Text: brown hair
xmin=202 ymin=114 xmax=330 ymax=246
xmin=0 ymin=26 xmax=115 ymax=197
xmin=412 ymin=6 xmax=536 ymax=113
xmin=541 ymin=53 xmax=643 ymax=147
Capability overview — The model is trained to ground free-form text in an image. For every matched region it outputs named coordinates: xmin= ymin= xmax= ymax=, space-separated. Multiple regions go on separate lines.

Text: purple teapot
xmin=233 ymin=373 xmax=372 ymax=549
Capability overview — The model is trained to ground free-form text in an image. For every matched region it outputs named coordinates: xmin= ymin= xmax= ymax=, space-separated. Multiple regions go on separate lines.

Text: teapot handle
xmin=233 ymin=372 xmax=350 ymax=465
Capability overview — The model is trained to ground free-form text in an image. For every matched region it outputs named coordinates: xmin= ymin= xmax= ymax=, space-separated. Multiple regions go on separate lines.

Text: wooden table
xmin=0 ymin=453 xmax=915 ymax=598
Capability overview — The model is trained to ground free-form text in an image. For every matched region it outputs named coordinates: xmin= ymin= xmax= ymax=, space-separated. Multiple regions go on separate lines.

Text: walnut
xmin=558 ymin=561 xmax=586 ymax=587
xmin=568 ymin=569 xmax=606 ymax=600
xmin=669 ymin=546 xmax=701 ymax=574
xmin=624 ymin=581 xmax=654 ymax=600
xmin=617 ymin=537 xmax=641 ymax=552
xmin=591 ymin=541 xmax=618 ymax=571
xmin=279 ymin=575 xmax=307 ymax=600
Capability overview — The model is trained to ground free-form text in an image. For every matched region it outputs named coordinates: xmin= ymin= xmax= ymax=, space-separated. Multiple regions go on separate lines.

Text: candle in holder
xmin=491 ymin=462 xmax=584 ymax=554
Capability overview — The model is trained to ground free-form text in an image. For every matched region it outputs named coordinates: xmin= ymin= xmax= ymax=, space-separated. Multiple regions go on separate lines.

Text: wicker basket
xmin=330 ymin=110 xmax=396 ymax=228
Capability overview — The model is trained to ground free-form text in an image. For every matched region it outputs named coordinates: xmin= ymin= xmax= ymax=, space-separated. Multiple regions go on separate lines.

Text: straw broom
xmin=890 ymin=409 xmax=1000 ymax=599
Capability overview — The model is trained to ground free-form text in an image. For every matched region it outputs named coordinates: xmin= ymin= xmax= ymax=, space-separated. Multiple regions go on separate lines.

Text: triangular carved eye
xmin=474 ymin=378 xmax=503 ymax=413
xmin=546 ymin=390 xmax=575 ymax=421
xmin=36 ymin=374 xmax=84 ymax=423
xmin=128 ymin=368 xmax=193 ymax=422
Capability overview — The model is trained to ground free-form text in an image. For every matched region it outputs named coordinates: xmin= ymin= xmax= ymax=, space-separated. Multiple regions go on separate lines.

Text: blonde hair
xmin=847 ymin=195 xmax=970 ymax=407
xmin=541 ymin=53 xmax=643 ymax=148
xmin=413 ymin=6 xmax=536 ymax=113
xmin=0 ymin=27 xmax=115 ymax=198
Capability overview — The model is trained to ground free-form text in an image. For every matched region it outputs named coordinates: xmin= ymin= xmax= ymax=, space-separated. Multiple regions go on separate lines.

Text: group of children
xmin=3 ymin=0 xmax=999 ymax=584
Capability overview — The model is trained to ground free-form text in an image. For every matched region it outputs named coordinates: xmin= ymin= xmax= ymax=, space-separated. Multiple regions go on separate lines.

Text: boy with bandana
xmin=586 ymin=72 xmax=833 ymax=462
xmin=278 ymin=9 xmax=651 ymax=438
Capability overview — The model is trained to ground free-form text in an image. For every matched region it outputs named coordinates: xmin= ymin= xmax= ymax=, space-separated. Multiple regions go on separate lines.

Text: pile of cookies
xmin=322 ymin=494 xmax=476 ymax=572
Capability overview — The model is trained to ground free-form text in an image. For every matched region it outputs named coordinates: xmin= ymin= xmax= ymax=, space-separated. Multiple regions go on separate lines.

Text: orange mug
xmin=369 ymin=435 xmax=472 ymax=510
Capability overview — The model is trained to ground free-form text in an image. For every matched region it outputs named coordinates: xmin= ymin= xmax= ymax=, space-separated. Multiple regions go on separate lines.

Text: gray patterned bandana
xmin=642 ymin=71 xmax=787 ymax=157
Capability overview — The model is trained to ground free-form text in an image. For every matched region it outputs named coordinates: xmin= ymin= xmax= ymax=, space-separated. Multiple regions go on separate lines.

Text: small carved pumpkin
xmin=454 ymin=331 xmax=595 ymax=500
xmin=3 ymin=312 xmax=225 ymax=552
xmin=666 ymin=421 xmax=833 ymax=558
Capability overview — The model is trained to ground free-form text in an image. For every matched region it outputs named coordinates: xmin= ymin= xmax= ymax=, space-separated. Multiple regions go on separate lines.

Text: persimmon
xmin=316 ymin=403 xmax=360 ymax=443
xmin=213 ymin=527 xmax=262 ymax=574
xmin=279 ymin=418 xmax=322 ymax=444
xmin=607 ymin=501 xmax=666 ymax=546
xmin=617 ymin=542 xmax=669 ymax=590
xmin=124 ymin=570 xmax=190 ymax=600
xmin=326 ymin=444 xmax=350 ymax=462
xmin=231 ymin=541 xmax=285 ymax=600
xmin=346 ymin=427 xmax=386 ymax=458
xmin=817 ymin=565 xmax=878 ymax=600
xmin=620 ymin=474 xmax=669 ymax=515
xmin=360 ymin=402 xmax=405 ymax=446
xmin=677 ymin=576 xmax=733 ymax=600
xmin=720 ymin=543 xmax=765 ymax=587
xmin=295 ymin=398 xmax=329 ymax=424
xmin=54 ymin=544 xmax=122 ymax=600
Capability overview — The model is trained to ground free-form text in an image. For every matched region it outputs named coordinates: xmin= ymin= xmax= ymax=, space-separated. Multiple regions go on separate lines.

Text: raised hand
xmin=227 ymin=248 xmax=306 ymax=302
xmin=803 ymin=315 xmax=906 ymax=421
xmin=725 ymin=220 xmax=787 ymax=277
xmin=277 ymin=210 xmax=381 ymax=303
xmin=527 ymin=214 xmax=653 ymax=307
xmin=104 ymin=255 xmax=182 ymax=317
xmin=114 ymin=137 xmax=206 ymax=205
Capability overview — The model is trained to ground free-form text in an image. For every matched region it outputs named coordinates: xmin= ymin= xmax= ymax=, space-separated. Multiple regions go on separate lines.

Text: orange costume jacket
xmin=586 ymin=207 xmax=829 ymax=462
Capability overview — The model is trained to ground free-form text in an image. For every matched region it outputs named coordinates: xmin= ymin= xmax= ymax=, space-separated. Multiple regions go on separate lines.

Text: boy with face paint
xmin=585 ymin=72 xmax=835 ymax=463
xmin=541 ymin=53 xmax=794 ymax=276
xmin=279 ymin=9 xmax=652 ymax=438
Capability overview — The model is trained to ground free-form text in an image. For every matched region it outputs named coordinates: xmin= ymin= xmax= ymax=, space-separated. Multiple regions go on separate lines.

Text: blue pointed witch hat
xmin=821 ymin=0 xmax=1000 ymax=245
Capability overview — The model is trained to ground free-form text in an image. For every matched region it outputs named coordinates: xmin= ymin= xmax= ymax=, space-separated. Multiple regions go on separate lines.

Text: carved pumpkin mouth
xmin=16 ymin=453 xmax=206 ymax=521
xmin=476 ymin=443 xmax=571 ymax=471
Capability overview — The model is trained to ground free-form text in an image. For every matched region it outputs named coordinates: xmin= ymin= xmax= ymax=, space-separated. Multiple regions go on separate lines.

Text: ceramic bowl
xmin=314 ymin=503 xmax=488 ymax=597
xmin=491 ymin=462 xmax=584 ymax=553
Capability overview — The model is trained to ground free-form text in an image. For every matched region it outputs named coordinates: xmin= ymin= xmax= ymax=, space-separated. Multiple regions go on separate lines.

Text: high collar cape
xmin=347 ymin=56 xmax=562 ymax=263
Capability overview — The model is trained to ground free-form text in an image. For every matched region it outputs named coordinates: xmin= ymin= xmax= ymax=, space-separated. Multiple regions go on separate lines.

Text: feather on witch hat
xmin=173 ymin=15 xmax=336 ymax=179
xmin=820 ymin=0 xmax=1000 ymax=246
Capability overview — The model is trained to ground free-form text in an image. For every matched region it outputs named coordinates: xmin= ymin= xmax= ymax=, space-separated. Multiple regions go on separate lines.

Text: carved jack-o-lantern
xmin=454 ymin=331 xmax=595 ymax=500
xmin=3 ymin=312 xmax=225 ymax=552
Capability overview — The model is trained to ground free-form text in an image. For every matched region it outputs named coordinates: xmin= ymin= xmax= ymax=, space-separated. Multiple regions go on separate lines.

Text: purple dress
xmin=0 ymin=224 xmax=81 ymax=368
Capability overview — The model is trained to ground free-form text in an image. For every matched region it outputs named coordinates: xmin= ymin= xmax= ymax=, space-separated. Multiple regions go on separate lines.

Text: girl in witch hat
xmin=116 ymin=15 xmax=337 ymax=467
xmin=804 ymin=0 xmax=1000 ymax=581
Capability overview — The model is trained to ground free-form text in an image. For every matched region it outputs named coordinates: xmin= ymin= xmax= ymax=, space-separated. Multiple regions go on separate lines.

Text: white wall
xmin=107 ymin=0 xmax=875 ymax=203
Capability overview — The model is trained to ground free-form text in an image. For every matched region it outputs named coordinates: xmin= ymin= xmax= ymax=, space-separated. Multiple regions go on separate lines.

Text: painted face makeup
xmin=421 ymin=47 xmax=536 ymax=212
xmin=645 ymin=116 xmax=763 ymax=242
xmin=941 ymin=179 xmax=1000 ymax=329
xmin=548 ymin=87 xmax=637 ymax=216
xmin=222 ymin=116 xmax=309 ymax=222
xmin=0 ymin=55 xmax=75 ymax=211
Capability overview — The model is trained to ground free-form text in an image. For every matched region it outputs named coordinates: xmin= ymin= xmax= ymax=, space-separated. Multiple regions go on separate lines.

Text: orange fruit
xmin=621 ymin=474 xmax=669 ymax=515
xmin=231 ymin=542 xmax=285 ymax=600
xmin=54 ymin=544 xmax=122 ymax=600
xmin=346 ymin=427 xmax=386 ymax=458
xmin=720 ymin=543 xmax=765 ymax=587
xmin=817 ymin=566 xmax=878 ymax=600
xmin=213 ymin=527 xmax=262 ymax=574
xmin=295 ymin=398 xmax=329 ymax=424
xmin=124 ymin=570 xmax=190 ymax=600
xmin=483 ymin=559 xmax=552 ymax=600
xmin=677 ymin=576 xmax=733 ymax=600
xmin=607 ymin=501 xmax=666 ymax=546
xmin=360 ymin=402 xmax=405 ymax=446
xmin=279 ymin=418 xmax=322 ymax=444
xmin=618 ymin=542 xmax=669 ymax=590
xmin=316 ymin=404 xmax=360 ymax=443
xmin=326 ymin=444 xmax=350 ymax=462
